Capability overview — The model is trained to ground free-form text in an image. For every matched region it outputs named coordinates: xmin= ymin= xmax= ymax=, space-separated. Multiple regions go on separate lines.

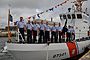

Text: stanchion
xmin=46 ymin=41 xmax=50 ymax=60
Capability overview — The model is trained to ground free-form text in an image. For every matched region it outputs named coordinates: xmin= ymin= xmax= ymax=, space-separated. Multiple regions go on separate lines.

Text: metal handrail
xmin=16 ymin=29 xmax=24 ymax=42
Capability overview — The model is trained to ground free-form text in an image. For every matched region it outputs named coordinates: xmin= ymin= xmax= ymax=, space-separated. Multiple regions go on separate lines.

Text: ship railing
xmin=15 ymin=29 xmax=24 ymax=43
xmin=15 ymin=31 xmax=75 ymax=43
xmin=15 ymin=31 xmax=90 ymax=43
xmin=75 ymin=33 xmax=90 ymax=41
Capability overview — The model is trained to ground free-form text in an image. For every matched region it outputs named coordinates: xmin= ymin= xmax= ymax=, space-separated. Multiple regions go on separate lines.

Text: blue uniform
xmin=51 ymin=26 xmax=57 ymax=43
xmin=32 ymin=24 xmax=39 ymax=43
xmin=45 ymin=25 xmax=51 ymax=31
xmin=67 ymin=26 xmax=75 ymax=41
xmin=17 ymin=21 xmax=26 ymax=42
xmin=39 ymin=24 xmax=45 ymax=30
xmin=17 ymin=21 xmax=25 ymax=28
xmin=26 ymin=23 xmax=33 ymax=43
xmin=45 ymin=24 xmax=51 ymax=43
xmin=26 ymin=23 xmax=33 ymax=30
xmin=57 ymin=26 xmax=63 ymax=31
xmin=38 ymin=24 xmax=45 ymax=43
xmin=51 ymin=26 xmax=57 ymax=31
xmin=33 ymin=24 xmax=39 ymax=31
xmin=57 ymin=26 xmax=63 ymax=43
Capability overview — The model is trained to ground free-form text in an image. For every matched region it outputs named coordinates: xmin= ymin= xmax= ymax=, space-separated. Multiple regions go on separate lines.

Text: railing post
xmin=79 ymin=30 xmax=81 ymax=41
xmin=65 ymin=32 xmax=67 ymax=42
xmin=18 ymin=29 xmax=19 ymax=42
xmin=46 ymin=46 xmax=48 ymax=60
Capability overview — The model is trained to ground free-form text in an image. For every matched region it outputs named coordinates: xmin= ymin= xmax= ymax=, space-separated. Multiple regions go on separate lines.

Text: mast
xmin=74 ymin=0 xmax=87 ymax=12
xmin=0 ymin=17 xmax=1 ymax=33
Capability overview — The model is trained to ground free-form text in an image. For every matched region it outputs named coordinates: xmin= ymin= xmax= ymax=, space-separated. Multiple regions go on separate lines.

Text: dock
xmin=79 ymin=50 xmax=90 ymax=60
xmin=0 ymin=31 xmax=16 ymax=37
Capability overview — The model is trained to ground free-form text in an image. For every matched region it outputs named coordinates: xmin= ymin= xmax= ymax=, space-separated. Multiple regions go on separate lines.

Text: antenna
xmin=68 ymin=8 xmax=71 ymax=12
xmin=74 ymin=0 xmax=87 ymax=12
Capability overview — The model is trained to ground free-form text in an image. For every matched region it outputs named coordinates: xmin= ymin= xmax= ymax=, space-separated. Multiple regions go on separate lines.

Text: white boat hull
xmin=6 ymin=40 xmax=90 ymax=60
xmin=10 ymin=51 xmax=47 ymax=60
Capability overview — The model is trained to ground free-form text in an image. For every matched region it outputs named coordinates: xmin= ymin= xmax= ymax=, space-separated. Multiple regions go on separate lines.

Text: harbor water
xmin=0 ymin=37 xmax=15 ymax=60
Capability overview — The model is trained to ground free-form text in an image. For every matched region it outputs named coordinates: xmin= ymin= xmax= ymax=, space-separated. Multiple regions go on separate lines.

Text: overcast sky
xmin=0 ymin=0 xmax=90 ymax=27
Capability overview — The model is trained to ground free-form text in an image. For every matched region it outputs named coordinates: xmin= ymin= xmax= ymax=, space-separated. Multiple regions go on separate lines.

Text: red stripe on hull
xmin=66 ymin=42 xmax=77 ymax=57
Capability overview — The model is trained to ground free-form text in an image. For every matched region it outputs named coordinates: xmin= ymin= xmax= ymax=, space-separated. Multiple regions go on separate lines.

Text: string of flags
xmin=28 ymin=0 xmax=69 ymax=20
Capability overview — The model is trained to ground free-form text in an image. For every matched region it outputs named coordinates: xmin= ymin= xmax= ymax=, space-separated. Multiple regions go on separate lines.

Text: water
xmin=0 ymin=37 xmax=15 ymax=60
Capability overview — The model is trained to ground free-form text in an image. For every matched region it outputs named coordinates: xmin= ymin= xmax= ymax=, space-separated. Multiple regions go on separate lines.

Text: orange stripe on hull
xmin=66 ymin=42 xmax=78 ymax=57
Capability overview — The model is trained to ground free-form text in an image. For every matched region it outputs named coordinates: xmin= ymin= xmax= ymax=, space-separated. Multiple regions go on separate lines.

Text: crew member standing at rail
xmin=38 ymin=20 xmax=45 ymax=43
xmin=17 ymin=17 xmax=26 ymax=43
xmin=26 ymin=20 xmax=33 ymax=43
xmin=32 ymin=20 xmax=39 ymax=43
xmin=57 ymin=23 xmax=63 ymax=43
xmin=62 ymin=25 xmax=68 ymax=42
xmin=67 ymin=25 xmax=72 ymax=42
xmin=45 ymin=21 xmax=51 ymax=43
xmin=70 ymin=26 xmax=75 ymax=41
xmin=51 ymin=23 xmax=57 ymax=43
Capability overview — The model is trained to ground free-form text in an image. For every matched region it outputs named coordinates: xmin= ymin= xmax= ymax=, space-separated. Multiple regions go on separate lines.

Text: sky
xmin=0 ymin=0 xmax=90 ymax=28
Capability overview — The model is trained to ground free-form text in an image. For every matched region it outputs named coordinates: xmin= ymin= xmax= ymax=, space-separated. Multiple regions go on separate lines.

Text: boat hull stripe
xmin=66 ymin=42 xmax=78 ymax=57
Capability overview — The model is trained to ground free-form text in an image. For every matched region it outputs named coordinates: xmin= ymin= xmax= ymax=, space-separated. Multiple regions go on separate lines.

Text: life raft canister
xmin=66 ymin=42 xmax=78 ymax=58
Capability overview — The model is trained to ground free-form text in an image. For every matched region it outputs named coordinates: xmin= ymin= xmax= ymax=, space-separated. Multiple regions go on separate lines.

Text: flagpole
xmin=8 ymin=9 xmax=11 ymax=42
xmin=0 ymin=17 xmax=1 ymax=32
xmin=0 ymin=17 xmax=1 ymax=33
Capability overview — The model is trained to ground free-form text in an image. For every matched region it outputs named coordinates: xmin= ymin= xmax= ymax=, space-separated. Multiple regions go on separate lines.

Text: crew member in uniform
xmin=51 ymin=23 xmax=57 ymax=43
xmin=32 ymin=21 xmax=39 ymax=43
xmin=38 ymin=20 xmax=45 ymax=43
xmin=71 ymin=26 xmax=75 ymax=40
xmin=67 ymin=25 xmax=71 ymax=42
xmin=45 ymin=21 xmax=51 ymax=43
xmin=17 ymin=17 xmax=26 ymax=43
xmin=26 ymin=20 xmax=33 ymax=43
xmin=67 ymin=26 xmax=75 ymax=41
xmin=62 ymin=25 xmax=68 ymax=42
xmin=57 ymin=23 xmax=63 ymax=43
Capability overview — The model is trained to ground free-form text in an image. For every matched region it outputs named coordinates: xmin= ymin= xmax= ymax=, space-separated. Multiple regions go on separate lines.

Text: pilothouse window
xmin=63 ymin=14 xmax=66 ymax=19
xmin=72 ymin=14 xmax=76 ymax=19
xmin=77 ymin=14 xmax=82 ymax=19
xmin=59 ymin=14 xmax=62 ymax=20
xmin=67 ymin=14 xmax=71 ymax=19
